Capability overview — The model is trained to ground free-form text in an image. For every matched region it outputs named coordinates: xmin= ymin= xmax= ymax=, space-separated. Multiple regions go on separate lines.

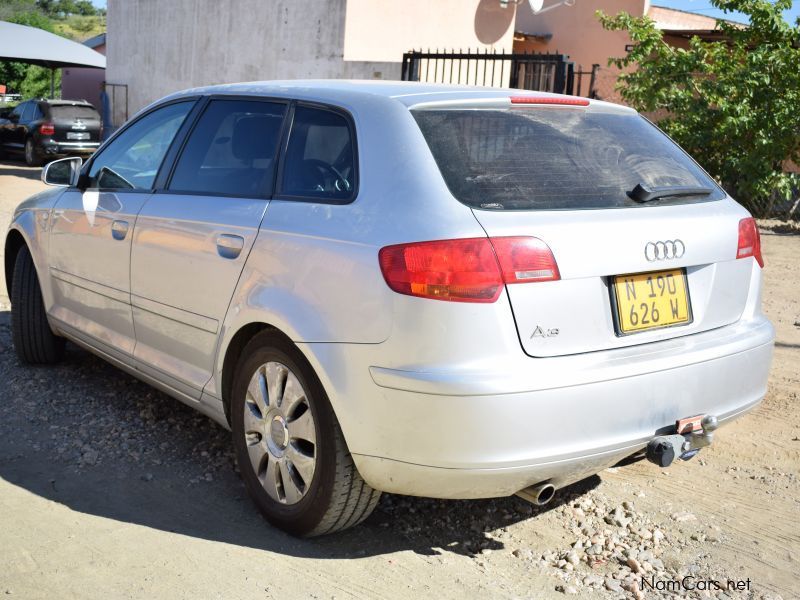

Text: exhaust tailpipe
xmin=516 ymin=481 xmax=557 ymax=506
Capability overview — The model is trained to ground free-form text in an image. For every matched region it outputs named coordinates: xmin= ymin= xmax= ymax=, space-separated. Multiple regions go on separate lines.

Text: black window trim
xmin=75 ymin=96 xmax=202 ymax=194
xmin=157 ymin=94 xmax=291 ymax=200
xmin=273 ymin=100 xmax=360 ymax=206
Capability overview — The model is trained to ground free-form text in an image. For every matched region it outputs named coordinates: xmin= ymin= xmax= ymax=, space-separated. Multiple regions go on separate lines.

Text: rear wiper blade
xmin=627 ymin=183 xmax=713 ymax=203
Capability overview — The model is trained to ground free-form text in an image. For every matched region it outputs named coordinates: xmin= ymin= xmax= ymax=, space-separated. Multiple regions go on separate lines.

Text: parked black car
xmin=0 ymin=99 xmax=101 ymax=166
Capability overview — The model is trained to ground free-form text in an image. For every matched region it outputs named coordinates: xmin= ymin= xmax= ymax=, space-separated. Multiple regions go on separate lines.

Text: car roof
xmin=162 ymin=79 xmax=633 ymax=114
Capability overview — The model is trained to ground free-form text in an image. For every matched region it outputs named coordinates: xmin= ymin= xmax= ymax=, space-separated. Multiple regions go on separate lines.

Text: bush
xmin=599 ymin=0 xmax=800 ymax=217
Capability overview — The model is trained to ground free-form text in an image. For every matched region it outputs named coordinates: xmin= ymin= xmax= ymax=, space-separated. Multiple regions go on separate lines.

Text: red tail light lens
xmin=39 ymin=122 xmax=55 ymax=136
xmin=379 ymin=238 xmax=503 ymax=302
xmin=490 ymin=236 xmax=560 ymax=283
xmin=378 ymin=236 xmax=560 ymax=302
xmin=510 ymin=96 xmax=590 ymax=106
xmin=736 ymin=217 xmax=764 ymax=268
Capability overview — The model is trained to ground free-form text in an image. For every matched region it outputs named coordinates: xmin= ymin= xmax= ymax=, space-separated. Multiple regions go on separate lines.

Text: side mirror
xmin=41 ymin=157 xmax=83 ymax=187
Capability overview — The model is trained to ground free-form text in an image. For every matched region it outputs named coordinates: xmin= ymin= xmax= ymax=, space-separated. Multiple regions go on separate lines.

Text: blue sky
xmin=653 ymin=0 xmax=799 ymax=25
xmin=89 ymin=0 xmax=799 ymax=25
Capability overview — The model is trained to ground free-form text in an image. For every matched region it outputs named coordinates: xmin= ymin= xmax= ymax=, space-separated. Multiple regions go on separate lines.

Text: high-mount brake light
xmin=509 ymin=96 xmax=590 ymax=106
xmin=378 ymin=237 xmax=560 ymax=303
xmin=736 ymin=217 xmax=764 ymax=268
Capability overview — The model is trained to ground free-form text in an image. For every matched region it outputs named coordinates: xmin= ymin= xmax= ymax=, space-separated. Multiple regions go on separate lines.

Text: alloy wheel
xmin=242 ymin=361 xmax=317 ymax=504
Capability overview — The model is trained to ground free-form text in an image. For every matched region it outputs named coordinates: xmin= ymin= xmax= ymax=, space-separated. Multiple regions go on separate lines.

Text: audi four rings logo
xmin=644 ymin=240 xmax=685 ymax=262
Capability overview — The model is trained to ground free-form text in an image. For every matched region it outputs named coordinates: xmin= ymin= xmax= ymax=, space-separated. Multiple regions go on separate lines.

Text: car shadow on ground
xmin=0 ymin=159 xmax=41 ymax=180
xmin=0 ymin=311 xmax=600 ymax=559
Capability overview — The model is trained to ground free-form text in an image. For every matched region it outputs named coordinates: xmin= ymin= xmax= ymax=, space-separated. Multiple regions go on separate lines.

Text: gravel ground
xmin=0 ymin=161 xmax=798 ymax=599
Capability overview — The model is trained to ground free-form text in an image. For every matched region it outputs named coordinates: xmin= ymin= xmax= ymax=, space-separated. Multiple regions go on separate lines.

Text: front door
xmin=48 ymin=100 xmax=195 ymax=361
xmin=130 ymin=98 xmax=287 ymax=396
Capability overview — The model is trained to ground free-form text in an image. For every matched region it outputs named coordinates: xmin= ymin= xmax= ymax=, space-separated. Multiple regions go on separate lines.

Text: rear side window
xmin=279 ymin=106 xmax=356 ymax=202
xmin=169 ymin=99 xmax=287 ymax=197
xmin=412 ymin=109 xmax=725 ymax=210
xmin=51 ymin=105 xmax=99 ymax=120
xmin=21 ymin=103 xmax=35 ymax=121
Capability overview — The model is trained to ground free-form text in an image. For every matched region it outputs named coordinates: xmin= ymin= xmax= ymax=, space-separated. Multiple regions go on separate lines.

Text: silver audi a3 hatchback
xmin=5 ymin=81 xmax=774 ymax=536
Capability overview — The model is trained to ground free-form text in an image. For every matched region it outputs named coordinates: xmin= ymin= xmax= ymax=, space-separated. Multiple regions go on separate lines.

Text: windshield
xmin=51 ymin=105 xmax=100 ymax=120
xmin=412 ymin=108 xmax=725 ymax=210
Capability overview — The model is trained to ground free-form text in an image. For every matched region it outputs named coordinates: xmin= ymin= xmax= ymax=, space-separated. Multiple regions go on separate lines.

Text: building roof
xmin=647 ymin=5 xmax=745 ymax=30
xmin=0 ymin=20 xmax=106 ymax=69
xmin=82 ymin=32 xmax=106 ymax=49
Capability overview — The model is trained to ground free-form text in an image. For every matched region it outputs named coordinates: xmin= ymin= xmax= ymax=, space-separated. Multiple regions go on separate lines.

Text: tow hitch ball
xmin=646 ymin=414 xmax=718 ymax=468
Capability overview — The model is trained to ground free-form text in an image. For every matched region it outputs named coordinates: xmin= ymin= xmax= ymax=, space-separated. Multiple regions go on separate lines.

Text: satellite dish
xmin=529 ymin=0 xmax=545 ymax=13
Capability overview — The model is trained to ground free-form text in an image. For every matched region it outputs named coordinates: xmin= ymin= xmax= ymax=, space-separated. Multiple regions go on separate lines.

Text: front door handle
xmin=216 ymin=234 xmax=245 ymax=259
xmin=111 ymin=220 xmax=129 ymax=240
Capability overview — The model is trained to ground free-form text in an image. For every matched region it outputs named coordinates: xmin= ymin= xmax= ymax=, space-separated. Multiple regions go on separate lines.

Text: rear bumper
xmin=40 ymin=140 xmax=100 ymax=156
xmin=306 ymin=316 xmax=774 ymax=499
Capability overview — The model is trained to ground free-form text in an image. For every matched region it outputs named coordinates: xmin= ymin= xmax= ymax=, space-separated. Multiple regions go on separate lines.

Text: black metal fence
xmin=401 ymin=49 xmax=600 ymax=97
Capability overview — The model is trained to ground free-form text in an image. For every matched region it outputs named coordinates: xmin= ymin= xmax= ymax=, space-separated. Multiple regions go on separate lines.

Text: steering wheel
xmin=301 ymin=159 xmax=351 ymax=194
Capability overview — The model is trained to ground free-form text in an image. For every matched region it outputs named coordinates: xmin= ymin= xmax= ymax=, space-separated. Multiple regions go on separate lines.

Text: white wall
xmin=343 ymin=0 xmax=517 ymax=62
xmin=107 ymin=0 xmax=398 ymax=118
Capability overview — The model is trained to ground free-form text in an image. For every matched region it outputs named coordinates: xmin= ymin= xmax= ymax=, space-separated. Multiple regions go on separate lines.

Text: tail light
xmin=378 ymin=236 xmax=560 ymax=303
xmin=510 ymin=96 xmax=590 ymax=106
xmin=39 ymin=122 xmax=55 ymax=136
xmin=736 ymin=217 xmax=764 ymax=268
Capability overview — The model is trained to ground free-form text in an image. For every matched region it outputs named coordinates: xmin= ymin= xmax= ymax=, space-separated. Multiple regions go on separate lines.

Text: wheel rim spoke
xmin=243 ymin=400 xmax=265 ymax=434
xmin=286 ymin=444 xmax=315 ymax=486
xmin=246 ymin=436 xmax=268 ymax=478
xmin=260 ymin=454 xmax=281 ymax=502
xmin=279 ymin=459 xmax=303 ymax=504
xmin=264 ymin=362 xmax=286 ymax=410
xmin=246 ymin=368 xmax=269 ymax=415
xmin=287 ymin=409 xmax=316 ymax=445
xmin=280 ymin=371 xmax=305 ymax=414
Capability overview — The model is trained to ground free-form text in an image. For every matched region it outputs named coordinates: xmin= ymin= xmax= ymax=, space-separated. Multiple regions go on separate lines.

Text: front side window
xmin=280 ymin=106 xmax=356 ymax=202
xmin=169 ymin=99 xmax=286 ymax=197
xmin=86 ymin=101 xmax=194 ymax=191
xmin=413 ymin=108 xmax=725 ymax=211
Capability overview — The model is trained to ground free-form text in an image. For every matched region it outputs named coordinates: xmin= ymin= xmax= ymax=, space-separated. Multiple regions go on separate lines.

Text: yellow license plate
xmin=612 ymin=269 xmax=692 ymax=334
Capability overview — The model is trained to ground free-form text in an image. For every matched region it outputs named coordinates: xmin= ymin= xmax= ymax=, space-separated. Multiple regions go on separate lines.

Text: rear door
xmin=412 ymin=103 xmax=753 ymax=357
xmin=49 ymin=103 xmax=102 ymax=145
xmin=0 ymin=103 xmax=24 ymax=151
xmin=130 ymin=97 xmax=287 ymax=396
xmin=5 ymin=102 xmax=29 ymax=151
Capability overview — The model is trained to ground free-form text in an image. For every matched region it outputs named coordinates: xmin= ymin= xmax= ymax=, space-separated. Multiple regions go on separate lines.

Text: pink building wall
xmin=61 ymin=39 xmax=106 ymax=110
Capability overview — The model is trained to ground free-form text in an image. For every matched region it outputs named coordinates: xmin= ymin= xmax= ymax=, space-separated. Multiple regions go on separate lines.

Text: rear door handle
xmin=111 ymin=220 xmax=129 ymax=240
xmin=216 ymin=234 xmax=245 ymax=259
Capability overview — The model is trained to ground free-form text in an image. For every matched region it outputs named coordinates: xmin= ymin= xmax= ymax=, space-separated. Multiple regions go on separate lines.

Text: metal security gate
xmin=401 ymin=49 xmax=598 ymax=96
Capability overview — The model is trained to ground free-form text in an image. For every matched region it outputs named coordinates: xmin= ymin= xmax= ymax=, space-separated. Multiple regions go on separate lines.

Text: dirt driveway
xmin=0 ymin=161 xmax=797 ymax=600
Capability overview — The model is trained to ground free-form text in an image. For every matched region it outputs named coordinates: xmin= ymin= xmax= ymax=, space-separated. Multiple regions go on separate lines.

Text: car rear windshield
xmin=51 ymin=105 xmax=99 ymax=120
xmin=412 ymin=108 xmax=725 ymax=210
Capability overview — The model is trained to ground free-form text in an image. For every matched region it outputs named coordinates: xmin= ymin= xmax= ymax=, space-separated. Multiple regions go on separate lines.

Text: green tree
xmin=0 ymin=10 xmax=57 ymax=97
xmin=599 ymin=0 xmax=800 ymax=216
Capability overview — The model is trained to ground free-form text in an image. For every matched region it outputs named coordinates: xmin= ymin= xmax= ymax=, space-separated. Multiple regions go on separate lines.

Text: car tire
xmin=231 ymin=330 xmax=380 ymax=537
xmin=24 ymin=139 xmax=41 ymax=167
xmin=11 ymin=245 xmax=65 ymax=364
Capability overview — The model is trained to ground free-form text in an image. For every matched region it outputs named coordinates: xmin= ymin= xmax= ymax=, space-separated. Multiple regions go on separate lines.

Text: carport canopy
xmin=0 ymin=20 xmax=106 ymax=98
xmin=0 ymin=20 xmax=106 ymax=69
